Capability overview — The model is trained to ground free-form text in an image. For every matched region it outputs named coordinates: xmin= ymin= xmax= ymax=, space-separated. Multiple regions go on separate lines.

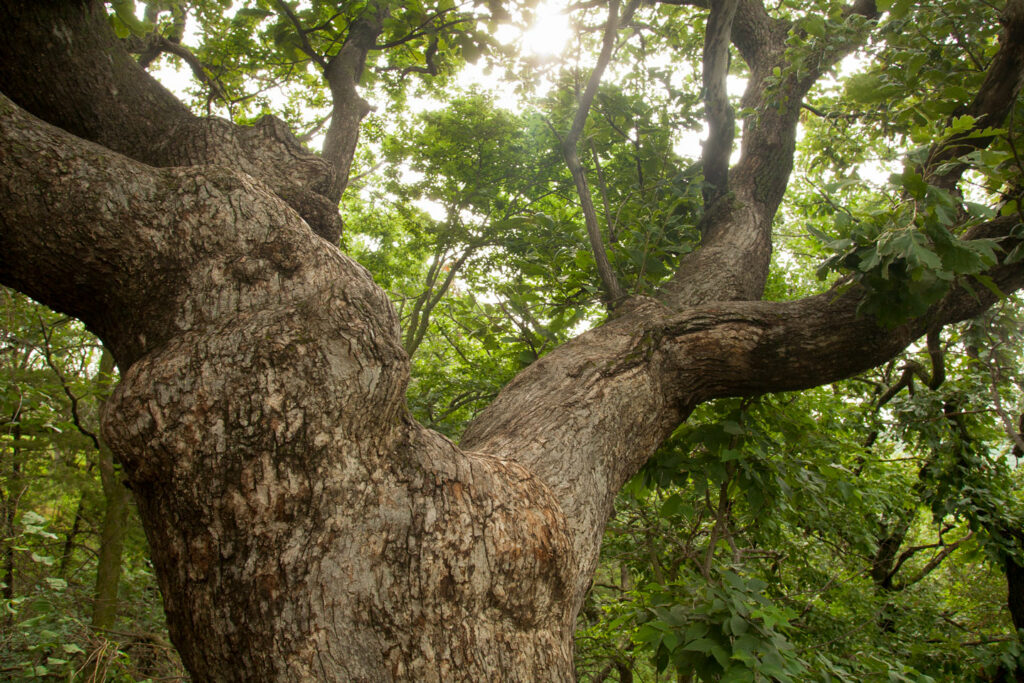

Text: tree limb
xmin=559 ymin=0 xmax=641 ymax=306
xmin=891 ymin=532 xmax=973 ymax=591
xmin=0 ymin=0 xmax=342 ymax=242
xmin=322 ymin=4 xmax=388 ymax=195
xmin=925 ymin=0 xmax=1024 ymax=190
xmin=701 ymin=0 xmax=739 ymax=205
xmin=462 ymin=213 xmax=1023 ymax=581
xmin=271 ymin=0 xmax=330 ymax=69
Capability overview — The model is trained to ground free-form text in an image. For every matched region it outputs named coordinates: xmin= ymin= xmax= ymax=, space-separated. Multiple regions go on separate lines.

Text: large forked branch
xmin=462 ymin=211 xmax=1023 ymax=580
xmin=558 ymin=0 xmax=641 ymax=306
xmin=464 ymin=0 xmax=1024 ymax=587
xmin=662 ymin=0 xmax=878 ymax=307
xmin=0 ymin=0 xmax=343 ymax=243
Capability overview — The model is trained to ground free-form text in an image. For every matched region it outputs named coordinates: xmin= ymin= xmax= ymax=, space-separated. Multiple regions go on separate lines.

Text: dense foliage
xmin=2 ymin=0 xmax=1023 ymax=679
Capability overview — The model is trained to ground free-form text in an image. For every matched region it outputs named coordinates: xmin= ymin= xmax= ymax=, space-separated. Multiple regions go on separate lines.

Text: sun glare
xmin=521 ymin=1 xmax=572 ymax=57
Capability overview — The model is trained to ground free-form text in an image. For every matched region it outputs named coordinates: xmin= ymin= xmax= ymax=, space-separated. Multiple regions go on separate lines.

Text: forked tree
xmin=1 ymin=0 xmax=1022 ymax=680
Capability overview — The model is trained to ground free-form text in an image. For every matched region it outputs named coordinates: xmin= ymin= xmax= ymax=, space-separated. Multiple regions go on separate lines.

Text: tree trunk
xmin=0 ymin=0 xmax=1023 ymax=680
xmin=92 ymin=350 xmax=130 ymax=631
xmin=90 ymin=462 xmax=129 ymax=631
xmin=58 ymin=493 xmax=86 ymax=580
xmin=2 ymin=420 xmax=26 ymax=629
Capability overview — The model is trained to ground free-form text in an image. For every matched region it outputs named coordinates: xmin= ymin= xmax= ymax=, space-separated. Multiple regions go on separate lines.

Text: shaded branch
xmin=374 ymin=13 xmax=468 ymax=50
xmin=925 ymin=328 xmax=946 ymax=390
xmin=874 ymin=363 xmax=919 ymax=408
xmin=701 ymin=0 xmax=739 ymax=205
xmin=127 ymin=34 xmax=229 ymax=103
xmin=379 ymin=36 xmax=440 ymax=77
xmin=38 ymin=320 xmax=102 ymax=452
xmin=925 ymin=0 xmax=1024 ymax=190
xmin=891 ymin=532 xmax=973 ymax=590
xmin=271 ymin=0 xmax=329 ymax=69
xmin=405 ymin=248 xmax=474 ymax=356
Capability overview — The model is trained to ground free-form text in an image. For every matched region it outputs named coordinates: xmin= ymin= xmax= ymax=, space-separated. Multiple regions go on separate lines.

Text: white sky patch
xmin=457 ymin=62 xmax=522 ymax=111
xmin=414 ymin=198 xmax=448 ymax=222
xmin=521 ymin=1 xmax=572 ymax=58
xmin=674 ymin=75 xmax=748 ymax=162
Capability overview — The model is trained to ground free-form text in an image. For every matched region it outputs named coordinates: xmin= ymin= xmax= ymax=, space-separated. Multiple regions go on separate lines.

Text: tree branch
xmin=558 ymin=0 xmax=640 ymax=307
xmin=127 ymin=34 xmax=230 ymax=103
xmin=322 ymin=4 xmax=388 ymax=196
xmin=891 ymin=532 xmax=973 ymax=591
xmin=462 ymin=214 xmax=1023 ymax=584
xmin=701 ymin=0 xmax=739 ymax=205
xmin=271 ymin=0 xmax=330 ymax=69
xmin=925 ymin=0 xmax=1024 ymax=191
xmin=0 ymin=92 xmax=386 ymax=368
xmin=0 ymin=0 xmax=342 ymax=242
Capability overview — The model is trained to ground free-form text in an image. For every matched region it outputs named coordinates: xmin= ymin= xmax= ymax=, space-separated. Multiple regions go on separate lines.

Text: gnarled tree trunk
xmin=0 ymin=0 xmax=1022 ymax=680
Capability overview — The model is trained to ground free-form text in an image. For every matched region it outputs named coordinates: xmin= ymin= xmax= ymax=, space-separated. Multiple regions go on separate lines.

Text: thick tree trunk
xmin=0 ymin=0 xmax=1023 ymax=680
xmin=0 ymin=95 xmax=576 ymax=680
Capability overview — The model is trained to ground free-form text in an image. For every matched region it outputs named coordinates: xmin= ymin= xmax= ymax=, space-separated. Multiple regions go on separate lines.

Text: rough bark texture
xmin=0 ymin=94 xmax=575 ymax=680
xmin=0 ymin=0 xmax=1023 ymax=680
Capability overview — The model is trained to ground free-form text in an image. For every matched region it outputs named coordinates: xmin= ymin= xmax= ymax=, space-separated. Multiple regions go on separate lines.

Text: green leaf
xmin=803 ymin=15 xmax=826 ymax=37
xmin=971 ymin=273 xmax=1004 ymax=299
xmin=684 ymin=637 xmax=717 ymax=653
xmin=517 ymin=350 xmax=537 ymax=367
xmin=720 ymin=666 xmax=755 ymax=683
xmin=1006 ymin=242 xmax=1024 ymax=265
xmin=30 ymin=552 xmax=54 ymax=567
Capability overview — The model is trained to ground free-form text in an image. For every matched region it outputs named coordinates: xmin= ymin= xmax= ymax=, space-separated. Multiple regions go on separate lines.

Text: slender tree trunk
xmin=1002 ymin=553 xmax=1024 ymax=681
xmin=2 ymin=421 xmax=24 ymax=623
xmin=90 ymin=446 xmax=130 ymax=631
xmin=91 ymin=350 xmax=130 ymax=631
xmin=58 ymin=493 xmax=86 ymax=580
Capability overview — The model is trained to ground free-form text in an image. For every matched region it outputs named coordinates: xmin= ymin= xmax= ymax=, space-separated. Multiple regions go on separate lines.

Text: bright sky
xmin=521 ymin=1 xmax=572 ymax=56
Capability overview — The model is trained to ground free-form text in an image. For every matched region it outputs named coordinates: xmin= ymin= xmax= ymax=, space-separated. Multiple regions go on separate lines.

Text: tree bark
xmin=58 ymin=494 xmax=86 ymax=580
xmin=0 ymin=0 xmax=1023 ymax=680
